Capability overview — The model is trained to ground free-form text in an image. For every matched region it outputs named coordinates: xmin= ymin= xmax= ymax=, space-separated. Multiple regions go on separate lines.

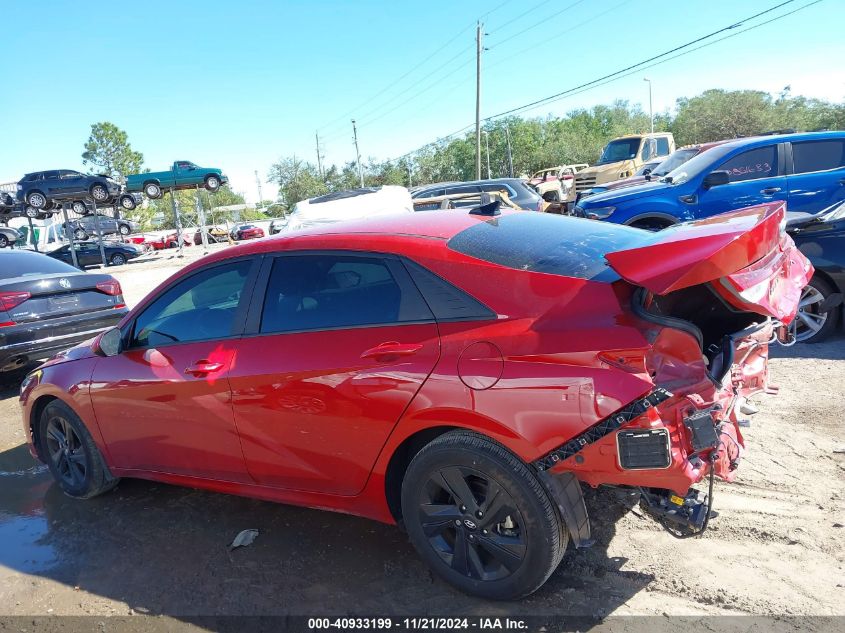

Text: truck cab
xmin=569 ymin=133 xmax=675 ymax=203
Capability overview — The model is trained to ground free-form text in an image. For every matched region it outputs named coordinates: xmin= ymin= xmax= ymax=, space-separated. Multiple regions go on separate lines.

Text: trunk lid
xmin=1 ymin=272 xmax=124 ymax=324
xmin=605 ymin=202 xmax=813 ymax=322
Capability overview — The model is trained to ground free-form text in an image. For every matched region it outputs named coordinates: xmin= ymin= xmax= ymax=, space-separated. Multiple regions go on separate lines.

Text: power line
xmin=487 ymin=0 xmax=588 ymax=50
xmin=385 ymin=0 xmax=820 ymax=162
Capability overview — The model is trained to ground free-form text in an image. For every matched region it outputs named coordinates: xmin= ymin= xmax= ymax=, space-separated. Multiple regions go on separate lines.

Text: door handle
xmin=360 ymin=341 xmax=423 ymax=360
xmin=760 ymin=187 xmax=782 ymax=195
xmin=184 ymin=360 xmax=224 ymax=376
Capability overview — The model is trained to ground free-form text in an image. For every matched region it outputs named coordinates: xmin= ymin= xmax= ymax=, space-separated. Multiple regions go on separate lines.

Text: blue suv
xmin=573 ymin=131 xmax=845 ymax=230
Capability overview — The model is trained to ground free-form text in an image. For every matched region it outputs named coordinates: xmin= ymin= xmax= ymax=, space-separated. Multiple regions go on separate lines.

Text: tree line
xmin=269 ymin=88 xmax=845 ymax=207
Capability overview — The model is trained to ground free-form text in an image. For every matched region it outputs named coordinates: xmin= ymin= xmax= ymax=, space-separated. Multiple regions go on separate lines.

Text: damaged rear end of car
xmin=538 ymin=201 xmax=812 ymax=538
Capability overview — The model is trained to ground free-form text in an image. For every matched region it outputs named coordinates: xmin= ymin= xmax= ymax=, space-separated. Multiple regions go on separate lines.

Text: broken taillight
xmin=0 ymin=291 xmax=31 ymax=312
xmin=96 ymin=280 xmax=122 ymax=296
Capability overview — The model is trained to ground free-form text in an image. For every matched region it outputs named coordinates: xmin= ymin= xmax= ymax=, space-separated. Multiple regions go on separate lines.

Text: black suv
xmin=411 ymin=177 xmax=544 ymax=211
xmin=16 ymin=170 xmax=125 ymax=213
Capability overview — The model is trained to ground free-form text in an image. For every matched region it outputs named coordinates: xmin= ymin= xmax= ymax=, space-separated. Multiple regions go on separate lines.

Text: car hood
xmin=605 ymin=201 xmax=813 ymax=322
xmin=578 ymin=180 xmax=672 ymax=206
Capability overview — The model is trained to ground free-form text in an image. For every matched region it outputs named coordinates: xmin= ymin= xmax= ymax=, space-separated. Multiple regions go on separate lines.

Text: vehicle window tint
xmin=260 ymin=254 xmax=432 ymax=333
xmin=480 ymin=183 xmax=516 ymax=197
xmin=656 ymin=137 xmax=670 ymax=156
xmin=25 ymin=173 xmax=42 ymax=182
xmin=447 ymin=213 xmax=652 ymax=280
xmin=716 ymin=146 xmax=777 ymax=182
xmin=792 ymin=140 xmax=845 ymax=174
xmin=131 ymin=260 xmax=251 ymax=347
xmin=445 ymin=185 xmax=482 ymax=195
xmin=641 ymin=140 xmax=654 ymax=161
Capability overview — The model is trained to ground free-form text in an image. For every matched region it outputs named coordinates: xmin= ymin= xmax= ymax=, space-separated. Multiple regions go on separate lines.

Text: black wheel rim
xmin=45 ymin=415 xmax=87 ymax=487
xmin=418 ymin=466 xmax=526 ymax=582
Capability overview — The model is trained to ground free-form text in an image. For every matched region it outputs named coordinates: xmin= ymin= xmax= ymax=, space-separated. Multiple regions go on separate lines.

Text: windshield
xmin=662 ymin=144 xmax=735 ymax=185
xmin=652 ymin=148 xmax=699 ymax=176
xmin=596 ymin=138 xmax=641 ymax=165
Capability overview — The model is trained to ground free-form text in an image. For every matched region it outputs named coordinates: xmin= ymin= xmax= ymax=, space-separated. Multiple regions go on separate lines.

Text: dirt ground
xmin=0 ymin=251 xmax=843 ymax=622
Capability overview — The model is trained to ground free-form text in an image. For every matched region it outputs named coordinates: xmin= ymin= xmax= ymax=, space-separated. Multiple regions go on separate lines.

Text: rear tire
xmin=118 ymin=224 xmax=131 ymax=236
xmin=401 ymin=430 xmax=565 ymax=600
xmin=38 ymin=400 xmax=119 ymax=499
xmin=0 ymin=234 xmax=8 ymax=248
xmin=74 ymin=229 xmax=87 ymax=241
xmin=120 ymin=195 xmax=136 ymax=210
xmin=71 ymin=201 xmax=88 ymax=215
xmin=144 ymin=182 xmax=162 ymax=199
xmin=790 ymin=276 xmax=840 ymax=343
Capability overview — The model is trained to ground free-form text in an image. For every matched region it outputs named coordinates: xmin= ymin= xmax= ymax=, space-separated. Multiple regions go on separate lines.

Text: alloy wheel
xmin=92 ymin=185 xmax=108 ymax=201
xmin=45 ymin=415 xmax=87 ymax=488
xmin=418 ymin=466 xmax=526 ymax=582
xmin=121 ymin=196 xmax=135 ymax=209
xmin=207 ymin=176 xmax=219 ymax=189
xmin=789 ymin=285 xmax=829 ymax=342
xmin=28 ymin=193 xmax=46 ymax=209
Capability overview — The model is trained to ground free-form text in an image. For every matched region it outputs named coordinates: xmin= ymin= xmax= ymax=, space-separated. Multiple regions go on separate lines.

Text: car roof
xmin=716 ymin=130 xmax=844 ymax=151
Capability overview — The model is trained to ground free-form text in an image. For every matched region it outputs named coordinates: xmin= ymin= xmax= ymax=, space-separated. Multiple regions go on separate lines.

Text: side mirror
xmin=94 ymin=327 xmax=122 ymax=357
xmin=703 ymin=170 xmax=730 ymax=188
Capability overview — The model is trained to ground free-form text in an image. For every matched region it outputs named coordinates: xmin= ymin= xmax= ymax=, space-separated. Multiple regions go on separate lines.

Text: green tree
xmin=81 ymin=122 xmax=144 ymax=181
xmin=268 ymin=156 xmax=327 ymax=206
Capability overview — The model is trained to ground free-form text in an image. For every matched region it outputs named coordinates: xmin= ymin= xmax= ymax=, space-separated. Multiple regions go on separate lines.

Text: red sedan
xmin=231 ymin=224 xmax=265 ymax=240
xmin=20 ymin=202 xmax=810 ymax=599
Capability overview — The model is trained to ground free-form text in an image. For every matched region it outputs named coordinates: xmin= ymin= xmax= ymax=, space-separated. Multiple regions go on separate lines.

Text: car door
xmin=42 ymin=171 xmax=62 ymax=197
xmin=228 ymin=252 xmax=440 ymax=495
xmin=786 ymin=138 xmax=845 ymax=214
xmin=89 ymin=257 xmax=260 ymax=481
xmin=694 ymin=143 xmax=787 ymax=219
xmin=74 ymin=243 xmax=98 ymax=267
xmin=57 ymin=170 xmax=85 ymax=197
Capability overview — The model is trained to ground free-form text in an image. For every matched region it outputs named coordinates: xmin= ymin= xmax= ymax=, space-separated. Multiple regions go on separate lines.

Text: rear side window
xmin=402 ymin=259 xmax=495 ymax=321
xmin=260 ymin=254 xmax=432 ymax=333
xmin=656 ymin=137 xmax=670 ymax=156
xmin=131 ymin=260 xmax=252 ymax=347
xmin=445 ymin=185 xmax=482 ymax=195
xmin=792 ymin=140 xmax=845 ymax=174
xmin=447 ymin=213 xmax=650 ymax=280
xmin=717 ymin=146 xmax=777 ymax=182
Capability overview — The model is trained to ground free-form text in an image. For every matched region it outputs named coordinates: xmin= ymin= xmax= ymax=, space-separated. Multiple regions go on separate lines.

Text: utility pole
xmin=254 ymin=170 xmax=263 ymax=208
xmin=483 ymin=130 xmax=491 ymax=179
xmin=475 ymin=21 xmax=483 ymax=180
xmin=315 ymin=130 xmax=324 ymax=180
xmin=351 ymin=119 xmax=364 ymax=188
xmin=643 ymin=77 xmax=654 ymax=134
xmin=505 ymin=123 xmax=514 ymax=178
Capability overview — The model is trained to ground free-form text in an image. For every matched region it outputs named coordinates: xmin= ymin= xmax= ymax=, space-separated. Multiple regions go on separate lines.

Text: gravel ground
xmin=0 ymin=251 xmax=842 ymax=621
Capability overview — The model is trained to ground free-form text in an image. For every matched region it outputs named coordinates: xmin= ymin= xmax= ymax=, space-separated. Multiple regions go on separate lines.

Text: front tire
xmin=205 ymin=175 xmax=221 ymax=192
xmin=38 ymin=400 xmax=119 ymax=499
xmin=790 ymin=276 xmax=840 ymax=343
xmin=118 ymin=224 xmax=131 ymax=235
xmin=74 ymin=229 xmax=88 ymax=241
xmin=90 ymin=184 xmax=109 ymax=202
xmin=401 ymin=431 xmax=565 ymax=600
xmin=71 ymin=200 xmax=88 ymax=215
xmin=0 ymin=234 xmax=8 ymax=248
xmin=120 ymin=195 xmax=136 ymax=210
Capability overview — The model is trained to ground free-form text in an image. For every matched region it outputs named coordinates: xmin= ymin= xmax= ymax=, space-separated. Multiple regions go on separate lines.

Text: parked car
xmin=47 ymin=241 xmax=144 ymax=268
xmin=528 ymin=164 xmax=589 ymax=202
xmin=569 ymin=133 xmax=675 ymax=203
xmin=230 ymin=224 xmax=264 ymax=240
xmin=125 ymin=161 xmax=228 ymax=199
xmin=412 ymin=178 xmax=545 ymax=212
xmin=1 ymin=249 xmax=126 ymax=371
xmin=19 ymin=203 xmax=809 ymax=599
xmin=63 ymin=214 xmax=139 ymax=241
xmin=573 ymin=131 xmax=845 ymax=230
xmin=412 ymin=190 xmax=523 ymax=212
xmin=0 ymin=191 xmax=15 ymax=216
xmin=193 ymin=225 xmax=229 ymax=244
xmin=146 ymin=231 xmax=192 ymax=250
xmin=786 ymin=201 xmax=845 ymax=343
xmin=577 ymin=141 xmax=731 ymax=202
xmin=16 ymin=170 xmax=123 ymax=212
xmin=268 ymin=218 xmax=288 ymax=235
xmin=0 ymin=226 xmax=22 ymax=249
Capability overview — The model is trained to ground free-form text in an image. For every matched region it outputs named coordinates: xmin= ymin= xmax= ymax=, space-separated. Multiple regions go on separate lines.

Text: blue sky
xmin=1 ymin=0 xmax=843 ymax=202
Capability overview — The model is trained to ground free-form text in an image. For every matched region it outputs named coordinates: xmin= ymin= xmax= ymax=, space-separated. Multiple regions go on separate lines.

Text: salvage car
xmin=412 ymin=191 xmax=523 ymax=212
xmin=230 ymin=224 xmax=264 ymax=241
xmin=282 ymin=186 xmax=414 ymax=233
xmin=1 ymin=250 xmax=126 ymax=372
xmin=574 ymin=131 xmax=845 ymax=230
xmin=528 ymin=164 xmax=588 ymax=202
xmin=47 ymin=241 xmax=144 ymax=268
xmin=63 ymin=214 xmax=139 ymax=241
xmin=19 ymin=202 xmax=809 ymax=599
xmin=785 ymin=201 xmax=845 ymax=342
xmin=412 ymin=178 xmax=544 ymax=212
xmin=193 ymin=225 xmax=229 ymax=244
xmin=66 ymin=192 xmax=141 ymax=215
xmin=125 ymin=161 xmax=228 ymax=199
xmin=16 ymin=170 xmax=123 ymax=211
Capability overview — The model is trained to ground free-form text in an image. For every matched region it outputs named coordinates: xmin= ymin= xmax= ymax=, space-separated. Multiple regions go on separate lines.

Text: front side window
xmin=131 ymin=260 xmax=252 ymax=347
xmin=792 ymin=140 xmax=845 ymax=174
xmin=445 ymin=185 xmax=482 ymax=195
xmin=716 ymin=146 xmax=777 ymax=182
xmin=260 ymin=254 xmax=432 ymax=334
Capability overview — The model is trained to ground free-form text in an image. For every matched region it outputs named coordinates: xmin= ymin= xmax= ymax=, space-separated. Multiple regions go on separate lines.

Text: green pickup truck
xmin=125 ymin=160 xmax=228 ymax=199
